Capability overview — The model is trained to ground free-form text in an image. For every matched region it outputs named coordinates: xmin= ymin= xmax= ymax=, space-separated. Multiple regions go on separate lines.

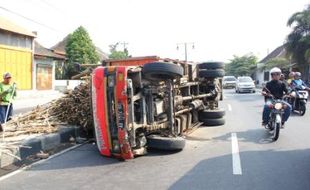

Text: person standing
xmin=0 ymin=72 xmax=16 ymax=132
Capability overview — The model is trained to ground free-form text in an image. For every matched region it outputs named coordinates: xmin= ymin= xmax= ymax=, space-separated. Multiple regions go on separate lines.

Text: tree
xmin=261 ymin=58 xmax=290 ymax=70
xmin=108 ymin=42 xmax=130 ymax=59
xmin=64 ymin=26 xmax=99 ymax=79
xmin=286 ymin=5 xmax=310 ymax=65
xmin=65 ymin=26 xmax=99 ymax=65
xmin=225 ymin=54 xmax=258 ymax=76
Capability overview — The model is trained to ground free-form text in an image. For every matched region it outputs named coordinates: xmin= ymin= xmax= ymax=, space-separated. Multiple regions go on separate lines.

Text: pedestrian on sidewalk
xmin=0 ymin=72 xmax=16 ymax=132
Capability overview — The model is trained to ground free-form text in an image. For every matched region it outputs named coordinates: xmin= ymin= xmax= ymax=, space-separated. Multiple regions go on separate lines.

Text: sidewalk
xmin=0 ymin=125 xmax=80 ymax=169
xmin=0 ymin=90 xmax=87 ymax=174
xmin=15 ymin=90 xmax=64 ymax=100
xmin=13 ymin=90 xmax=65 ymax=115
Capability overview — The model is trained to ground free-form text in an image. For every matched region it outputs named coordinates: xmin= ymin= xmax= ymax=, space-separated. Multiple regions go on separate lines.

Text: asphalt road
xmin=1 ymin=89 xmax=310 ymax=190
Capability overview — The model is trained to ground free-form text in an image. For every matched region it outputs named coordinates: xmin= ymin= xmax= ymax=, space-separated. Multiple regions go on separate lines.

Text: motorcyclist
xmin=261 ymin=67 xmax=292 ymax=128
xmin=280 ymin=73 xmax=290 ymax=89
xmin=287 ymin=72 xmax=295 ymax=87
xmin=291 ymin=72 xmax=310 ymax=91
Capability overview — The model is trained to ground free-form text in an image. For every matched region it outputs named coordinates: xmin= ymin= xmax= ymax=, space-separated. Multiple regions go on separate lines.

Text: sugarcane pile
xmin=1 ymin=80 xmax=93 ymax=138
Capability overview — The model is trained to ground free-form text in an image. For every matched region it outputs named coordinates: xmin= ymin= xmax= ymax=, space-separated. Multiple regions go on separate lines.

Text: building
xmin=0 ymin=16 xmax=36 ymax=90
xmin=255 ymin=45 xmax=289 ymax=86
xmin=34 ymin=41 xmax=66 ymax=90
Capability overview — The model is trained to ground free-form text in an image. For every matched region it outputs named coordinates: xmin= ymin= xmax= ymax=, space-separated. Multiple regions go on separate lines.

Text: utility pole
xmin=119 ymin=41 xmax=129 ymax=51
xmin=176 ymin=42 xmax=195 ymax=62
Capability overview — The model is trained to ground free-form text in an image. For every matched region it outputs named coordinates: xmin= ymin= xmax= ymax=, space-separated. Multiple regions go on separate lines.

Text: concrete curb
xmin=0 ymin=125 xmax=79 ymax=168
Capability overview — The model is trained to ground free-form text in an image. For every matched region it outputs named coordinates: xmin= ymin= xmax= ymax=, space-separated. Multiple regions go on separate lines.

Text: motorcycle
xmin=262 ymin=89 xmax=288 ymax=141
xmin=286 ymin=88 xmax=308 ymax=116
xmin=266 ymin=97 xmax=287 ymax=141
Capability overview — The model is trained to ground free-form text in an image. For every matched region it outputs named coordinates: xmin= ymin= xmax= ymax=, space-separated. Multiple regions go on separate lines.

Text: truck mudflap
xmin=92 ymin=66 xmax=134 ymax=159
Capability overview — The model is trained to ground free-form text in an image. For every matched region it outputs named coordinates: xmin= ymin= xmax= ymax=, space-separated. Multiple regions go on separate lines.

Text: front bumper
xmin=223 ymin=83 xmax=236 ymax=88
xmin=238 ymin=87 xmax=255 ymax=92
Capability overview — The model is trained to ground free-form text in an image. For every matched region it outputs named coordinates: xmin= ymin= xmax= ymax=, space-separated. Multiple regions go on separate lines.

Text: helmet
xmin=289 ymin=72 xmax=295 ymax=78
xmin=270 ymin=67 xmax=281 ymax=74
xmin=295 ymin=72 xmax=301 ymax=79
xmin=295 ymin=72 xmax=301 ymax=77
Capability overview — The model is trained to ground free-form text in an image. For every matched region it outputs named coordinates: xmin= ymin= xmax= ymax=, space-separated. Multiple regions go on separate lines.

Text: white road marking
xmin=231 ymin=133 xmax=242 ymax=175
xmin=0 ymin=143 xmax=86 ymax=182
xmin=228 ymin=104 xmax=232 ymax=111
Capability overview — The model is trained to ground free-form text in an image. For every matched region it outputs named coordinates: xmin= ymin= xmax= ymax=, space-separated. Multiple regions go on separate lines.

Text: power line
xmin=0 ymin=5 xmax=60 ymax=32
xmin=176 ymin=42 xmax=195 ymax=62
xmin=39 ymin=0 xmax=64 ymax=13
xmin=119 ymin=41 xmax=129 ymax=51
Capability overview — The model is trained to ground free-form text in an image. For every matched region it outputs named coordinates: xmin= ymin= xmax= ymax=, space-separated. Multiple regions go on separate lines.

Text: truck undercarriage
xmin=91 ymin=59 xmax=225 ymax=159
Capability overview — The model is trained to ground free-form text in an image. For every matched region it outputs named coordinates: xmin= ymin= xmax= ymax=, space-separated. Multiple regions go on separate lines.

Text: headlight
xmin=112 ymin=139 xmax=120 ymax=152
xmin=299 ymin=94 xmax=304 ymax=98
xmin=108 ymin=76 xmax=115 ymax=87
xmin=274 ymin=103 xmax=283 ymax=110
xmin=291 ymin=92 xmax=296 ymax=97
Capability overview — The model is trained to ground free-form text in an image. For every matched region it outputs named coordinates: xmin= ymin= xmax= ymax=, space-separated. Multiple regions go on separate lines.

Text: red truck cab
xmin=92 ymin=66 xmax=134 ymax=159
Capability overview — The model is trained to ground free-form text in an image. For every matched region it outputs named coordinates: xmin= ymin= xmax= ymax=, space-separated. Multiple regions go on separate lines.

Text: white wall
xmin=54 ymin=80 xmax=82 ymax=91
xmin=255 ymin=63 xmax=268 ymax=87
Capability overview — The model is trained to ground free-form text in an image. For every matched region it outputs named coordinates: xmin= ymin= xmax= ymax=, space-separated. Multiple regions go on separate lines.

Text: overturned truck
xmin=91 ymin=57 xmax=225 ymax=159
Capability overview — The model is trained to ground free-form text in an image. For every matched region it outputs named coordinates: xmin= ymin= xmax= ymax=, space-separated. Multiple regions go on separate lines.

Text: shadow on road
xmin=169 ymin=149 xmax=310 ymax=190
xmin=29 ymin=143 xmax=184 ymax=171
xmin=30 ymin=143 xmax=120 ymax=171
xmin=213 ymin=129 xmax=278 ymax=144
xmin=146 ymin=148 xmax=183 ymax=156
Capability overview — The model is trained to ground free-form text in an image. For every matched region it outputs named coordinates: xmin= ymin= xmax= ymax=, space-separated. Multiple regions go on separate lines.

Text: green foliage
xmin=108 ymin=43 xmax=130 ymax=59
xmin=64 ymin=26 xmax=99 ymax=79
xmin=286 ymin=5 xmax=310 ymax=65
xmin=225 ymin=54 xmax=258 ymax=76
xmin=65 ymin=26 xmax=100 ymax=65
xmin=261 ymin=58 xmax=290 ymax=70
xmin=55 ymin=61 xmax=64 ymax=79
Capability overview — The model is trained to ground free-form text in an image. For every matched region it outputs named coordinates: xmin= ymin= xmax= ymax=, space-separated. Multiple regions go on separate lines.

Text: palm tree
xmin=286 ymin=5 xmax=310 ymax=81
xmin=286 ymin=5 xmax=310 ymax=66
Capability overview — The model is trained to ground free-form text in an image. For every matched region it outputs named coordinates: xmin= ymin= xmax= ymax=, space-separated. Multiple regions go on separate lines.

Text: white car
xmin=223 ymin=76 xmax=237 ymax=88
xmin=235 ymin=76 xmax=256 ymax=93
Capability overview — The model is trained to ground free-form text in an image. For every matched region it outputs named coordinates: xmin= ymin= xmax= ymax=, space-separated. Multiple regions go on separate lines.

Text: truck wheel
xmin=199 ymin=69 xmax=225 ymax=78
xmin=200 ymin=118 xmax=225 ymax=127
xmin=147 ymin=135 xmax=186 ymax=150
xmin=142 ymin=62 xmax=184 ymax=81
xmin=199 ymin=109 xmax=226 ymax=119
xmin=198 ymin=62 xmax=224 ymax=70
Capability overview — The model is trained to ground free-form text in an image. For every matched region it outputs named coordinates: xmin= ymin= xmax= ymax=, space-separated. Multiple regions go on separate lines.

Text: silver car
xmin=235 ymin=76 xmax=256 ymax=93
xmin=223 ymin=76 xmax=237 ymax=89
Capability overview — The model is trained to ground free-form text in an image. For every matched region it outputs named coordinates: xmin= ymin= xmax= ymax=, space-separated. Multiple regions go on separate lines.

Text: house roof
xmin=50 ymin=35 xmax=68 ymax=55
xmin=95 ymin=46 xmax=109 ymax=61
xmin=259 ymin=45 xmax=287 ymax=63
xmin=34 ymin=41 xmax=66 ymax=60
xmin=51 ymin=35 xmax=108 ymax=60
xmin=0 ymin=16 xmax=36 ymax=37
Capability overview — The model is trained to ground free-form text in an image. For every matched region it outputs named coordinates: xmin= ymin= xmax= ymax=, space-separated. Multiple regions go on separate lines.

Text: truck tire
xmin=199 ymin=109 xmax=226 ymax=119
xmin=143 ymin=62 xmax=184 ymax=81
xmin=200 ymin=118 xmax=225 ymax=127
xmin=198 ymin=62 xmax=224 ymax=70
xmin=199 ymin=69 xmax=225 ymax=78
xmin=147 ymin=135 xmax=186 ymax=150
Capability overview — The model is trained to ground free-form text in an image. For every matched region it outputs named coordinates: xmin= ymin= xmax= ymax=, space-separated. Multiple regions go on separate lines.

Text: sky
xmin=0 ymin=0 xmax=309 ymax=62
